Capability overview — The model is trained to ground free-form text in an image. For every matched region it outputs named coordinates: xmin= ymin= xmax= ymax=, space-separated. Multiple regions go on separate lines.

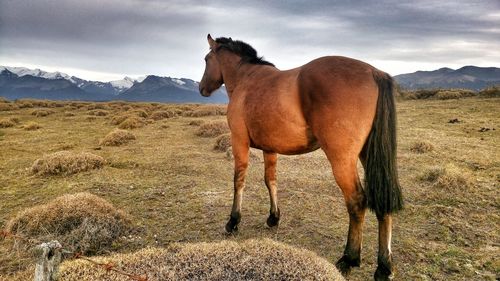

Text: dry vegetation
xmin=0 ymin=97 xmax=498 ymax=280
xmin=31 ymin=151 xmax=105 ymax=176
xmin=99 ymin=129 xmax=136 ymax=146
xmin=56 ymin=239 xmax=343 ymax=281
xmin=196 ymin=120 xmax=230 ymax=137
xmin=398 ymin=87 xmax=500 ymax=100
xmin=5 ymin=192 xmax=133 ymax=255
xmin=214 ymin=133 xmax=232 ymax=152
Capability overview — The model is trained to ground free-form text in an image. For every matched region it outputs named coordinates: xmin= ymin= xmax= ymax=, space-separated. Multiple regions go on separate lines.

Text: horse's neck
xmin=222 ymin=62 xmax=269 ymax=97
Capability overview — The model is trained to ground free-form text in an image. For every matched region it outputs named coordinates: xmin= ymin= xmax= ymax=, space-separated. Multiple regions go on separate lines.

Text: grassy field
xmin=0 ymin=97 xmax=498 ymax=280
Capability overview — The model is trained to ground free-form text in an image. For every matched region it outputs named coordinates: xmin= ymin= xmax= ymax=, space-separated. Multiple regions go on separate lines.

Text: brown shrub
xmin=196 ymin=121 xmax=229 ymax=137
xmin=99 ymin=129 xmax=136 ymax=146
xmin=5 ymin=192 xmax=133 ymax=255
xmin=214 ymin=133 xmax=231 ymax=152
xmin=150 ymin=110 xmax=176 ymax=120
xmin=410 ymin=141 xmax=434 ymax=153
xmin=118 ymin=116 xmax=145 ymax=129
xmin=419 ymin=165 xmax=474 ymax=190
xmin=23 ymin=121 xmax=41 ymax=131
xmin=86 ymin=103 xmax=109 ymax=110
xmin=479 ymin=86 xmax=500 ymax=98
xmin=110 ymin=114 xmax=131 ymax=125
xmin=188 ymin=120 xmax=204 ymax=126
xmin=128 ymin=109 xmax=149 ymax=118
xmin=16 ymin=100 xmax=34 ymax=108
xmin=58 ymin=239 xmax=344 ymax=281
xmin=0 ymin=102 xmax=19 ymax=111
xmin=31 ymin=151 xmax=105 ymax=176
xmin=31 ymin=109 xmax=54 ymax=117
xmin=64 ymin=111 xmax=76 ymax=117
xmin=435 ymin=89 xmax=475 ymax=100
xmin=0 ymin=117 xmax=16 ymax=128
xmin=184 ymin=105 xmax=227 ymax=117
xmin=0 ymin=96 xmax=8 ymax=103
xmin=88 ymin=109 xmax=108 ymax=116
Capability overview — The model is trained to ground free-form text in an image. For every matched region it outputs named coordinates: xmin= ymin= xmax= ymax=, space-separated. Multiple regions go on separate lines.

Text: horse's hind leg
xmin=326 ymin=154 xmax=367 ymax=276
xmin=226 ymin=142 xmax=249 ymax=233
xmin=264 ymin=152 xmax=280 ymax=227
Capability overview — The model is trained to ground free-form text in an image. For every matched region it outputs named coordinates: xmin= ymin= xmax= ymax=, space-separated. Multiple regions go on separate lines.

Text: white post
xmin=34 ymin=240 xmax=62 ymax=281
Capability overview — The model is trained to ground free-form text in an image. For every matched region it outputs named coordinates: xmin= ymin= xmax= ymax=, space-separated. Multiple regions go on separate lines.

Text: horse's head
xmin=199 ymin=34 xmax=223 ymax=97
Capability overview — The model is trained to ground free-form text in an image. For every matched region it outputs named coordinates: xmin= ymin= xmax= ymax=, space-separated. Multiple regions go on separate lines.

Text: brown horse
xmin=199 ymin=34 xmax=403 ymax=281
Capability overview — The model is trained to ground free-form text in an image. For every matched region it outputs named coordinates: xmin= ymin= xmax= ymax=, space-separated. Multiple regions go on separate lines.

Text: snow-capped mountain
xmin=0 ymin=66 xmax=76 ymax=83
xmin=0 ymin=66 xmax=141 ymax=94
xmin=0 ymin=66 xmax=228 ymax=103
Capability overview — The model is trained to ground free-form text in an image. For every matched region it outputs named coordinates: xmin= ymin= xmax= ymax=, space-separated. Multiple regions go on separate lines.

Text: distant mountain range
xmin=1 ymin=65 xmax=498 ymax=102
xmin=394 ymin=66 xmax=500 ymax=90
xmin=0 ymin=66 xmax=227 ymax=103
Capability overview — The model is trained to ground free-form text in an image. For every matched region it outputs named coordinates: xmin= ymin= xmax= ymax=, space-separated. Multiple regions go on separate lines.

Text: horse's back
xmin=297 ymin=56 xmax=381 ymax=156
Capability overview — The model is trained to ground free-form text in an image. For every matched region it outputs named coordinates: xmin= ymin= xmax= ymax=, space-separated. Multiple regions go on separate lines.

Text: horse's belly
xmin=249 ymin=123 xmax=319 ymax=155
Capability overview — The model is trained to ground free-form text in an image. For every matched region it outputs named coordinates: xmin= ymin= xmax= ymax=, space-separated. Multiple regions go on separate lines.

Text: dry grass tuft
xmin=58 ymin=239 xmax=344 ymax=281
xmin=118 ymin=116 xmax=145 ymax=129
xmin=5 ymin=192 xmax=133 ymax=255
xmin=86 ymin=103 xmax=109 ymax=110
xmin=196 ymin=121 xmax=229 ymax=137
xmin=22 ymin=121 xmax=41 ymax=131
xmin=410 ymin=141 xmax=434 ymax=153
xmin=99 ymin=129 xmax=136 ymax=146
xmin=64 ymin=111 xmax=76 ymax=117
xmin=183 ymin=105 xmax=227 ymax=117
xmin=214 ymin=133 xmax=231 ymax=152
xmin=150 ymin=110 xmax=176 ymax=121
xmin=0 ymin=102 xmax=19 ymax=111
xmin=479 ymin=86 xmax=500 ymax=98
xmin=419 ymin=164 xmax=474 ymax=190
xmin=31 ymin=151 xmax=105 ymax=176
xmin=88 ymin=109 xmax=108 ymax=116
xmin=0 ymin=117 xmax=17 ymax=128
xmin=31 ymin=109 xmax=55 ymax=117
xmin=188 ymin=120 xmax=204 ymax=126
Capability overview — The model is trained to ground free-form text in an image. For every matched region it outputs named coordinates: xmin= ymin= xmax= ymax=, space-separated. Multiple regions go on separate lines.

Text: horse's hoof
xmin=335 ymin=255 xmax=359 ymax=277
xmin=225 ymin=213 xmax=240 ymax=233
xmin=374 ymin=264 xmax=394 ymax=281
xmin=266 ymin=210 xmax=280 ymax=227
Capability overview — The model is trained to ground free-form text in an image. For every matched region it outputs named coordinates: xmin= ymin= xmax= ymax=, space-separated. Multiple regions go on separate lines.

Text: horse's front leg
xmin=264 ymin=152 xmax=280 ymax=227
xmin=225 ymin=142 xmax=249 ymax=233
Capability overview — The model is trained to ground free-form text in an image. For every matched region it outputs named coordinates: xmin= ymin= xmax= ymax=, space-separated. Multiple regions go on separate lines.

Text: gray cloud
xmin=0 ymin=0 xmax=499 ymax=80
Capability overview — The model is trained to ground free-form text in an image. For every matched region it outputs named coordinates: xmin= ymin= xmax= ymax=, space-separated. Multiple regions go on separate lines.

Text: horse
xmin=199 ymin=34 xmax=403 ymax=281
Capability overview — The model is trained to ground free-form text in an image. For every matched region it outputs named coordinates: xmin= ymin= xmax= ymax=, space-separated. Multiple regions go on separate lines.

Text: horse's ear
xmin=207 ymin=34 xmax=216 ymax=49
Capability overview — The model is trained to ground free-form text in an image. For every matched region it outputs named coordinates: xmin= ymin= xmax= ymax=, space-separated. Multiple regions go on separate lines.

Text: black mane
xmin=215 ymin=37 xmax=274 ymax=67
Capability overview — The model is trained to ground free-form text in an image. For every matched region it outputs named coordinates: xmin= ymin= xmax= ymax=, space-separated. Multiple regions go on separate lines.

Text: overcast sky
xmin=1 ymin=0 xmax=499 ymax=82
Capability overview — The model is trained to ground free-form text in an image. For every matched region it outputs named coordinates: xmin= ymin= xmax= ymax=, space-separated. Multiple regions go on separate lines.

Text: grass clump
xmin=58 ymin=239 xmax=344 ymax=280
xmin=31 ymin=151 xmax=105 ymax=176
xmin=0 ymin=102 xmax=19 ymax=111
xmin=31 ymin=109 xmax=54 ymax=117
xmin=478 ymin=86 xmax=500 ymax=98
xmin=188 ymin=120 xmax=204 ymax=126
xmin=0 ymin=117 xmax=17 ymax=128
xmin=22 ymin=121 xmax=41 ymax=131
xmin=214 ymin=133 xmax=231 ymax=152
xmin=150 ymin=110 xmax=176 ymax=120
xmin=99 ymin=129 xmax=136 ymax=146
xmin=419 ymin=164 xmax=474 ymax=190
xmin=184 ymin=105 xmax=227 ymax=117
xmin=118 ymin=116 xmax=145 ymax=129
xmin=4 ymin=192 xmax=133 ymax=255
xmin=87 ymin=109 xmax=108 ymax=116
xmin=196 ymin=121 xmax=229 ymax=137
xmin=410 ymin=141 xmax=434 ymax=153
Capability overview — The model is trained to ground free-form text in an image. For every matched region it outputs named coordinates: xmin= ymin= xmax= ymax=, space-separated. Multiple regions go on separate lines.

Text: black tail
xmin=364 ymin=71 xmax=403 ymax=217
